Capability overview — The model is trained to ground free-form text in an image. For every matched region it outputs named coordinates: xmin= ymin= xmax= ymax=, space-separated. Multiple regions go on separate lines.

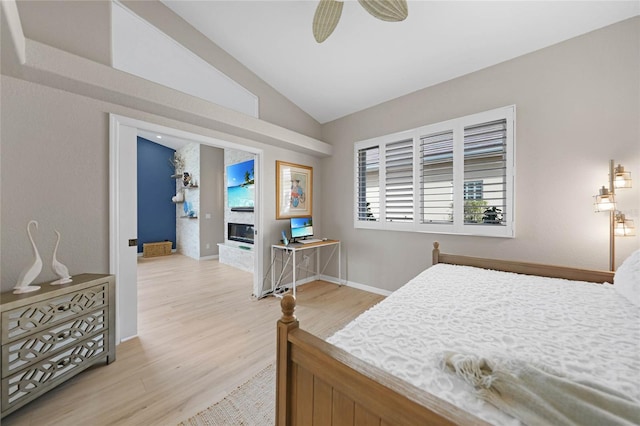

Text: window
xmin=354 ymin=106 xmax=515 ymax=237
xmin=420 ymin=130 xmax=454 ymax=224
xmin=463 ymin=181 xmax=483 ymax=200
xmin=385 ymin=139 xmax=413 ymax=223
xmin=356 ymin=146 xmax=380 ymax=222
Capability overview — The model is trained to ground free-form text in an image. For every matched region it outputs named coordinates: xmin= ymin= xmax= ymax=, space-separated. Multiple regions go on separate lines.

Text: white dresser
xmin=0 ymin=274 xmax=116 ymax=418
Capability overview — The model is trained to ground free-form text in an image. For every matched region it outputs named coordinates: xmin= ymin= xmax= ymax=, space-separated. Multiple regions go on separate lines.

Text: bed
xmin=275 ymin=242 xmax=639 ymax=425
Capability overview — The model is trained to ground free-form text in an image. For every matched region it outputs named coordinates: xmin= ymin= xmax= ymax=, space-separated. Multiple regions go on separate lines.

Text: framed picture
xmin=276 ymin=161 xmax=313 ymax=219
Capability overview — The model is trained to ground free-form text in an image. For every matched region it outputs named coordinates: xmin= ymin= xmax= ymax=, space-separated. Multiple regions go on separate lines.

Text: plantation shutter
xmin=385 ymin=139 xmax=414 ymax=222
xmin=463 ymin=119 xmax=507 ymax=225
xmin=355 ymin=106 xmax=514 ymax=236
xmin=357 ymin=146 xmax=380 ymax=221
xmin=420 ymin=130 xmax=454 ymax=224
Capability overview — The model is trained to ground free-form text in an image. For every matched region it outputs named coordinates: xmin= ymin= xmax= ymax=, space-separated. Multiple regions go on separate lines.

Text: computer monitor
xmin=290 ymin=217 xmax=313 ymax=241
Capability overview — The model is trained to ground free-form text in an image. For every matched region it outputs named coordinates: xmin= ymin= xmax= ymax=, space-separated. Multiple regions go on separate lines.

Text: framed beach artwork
xmin=276 ymin=161 xmax=313 ymax=219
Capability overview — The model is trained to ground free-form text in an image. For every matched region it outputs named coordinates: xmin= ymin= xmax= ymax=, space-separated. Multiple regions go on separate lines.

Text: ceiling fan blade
xmin=358 ymin=0 xmax=408 ymax=22
xmin=313 ymin=0 xmax=344 ymax=43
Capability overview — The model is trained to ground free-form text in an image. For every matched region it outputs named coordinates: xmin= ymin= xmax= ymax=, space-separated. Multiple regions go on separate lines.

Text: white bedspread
xmin=326 ymin=264 xmax=640 ymax=425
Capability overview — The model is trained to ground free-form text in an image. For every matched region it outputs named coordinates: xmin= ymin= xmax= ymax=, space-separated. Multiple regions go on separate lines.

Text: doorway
xmin=109 ymin=114 xmax=264 ymax=343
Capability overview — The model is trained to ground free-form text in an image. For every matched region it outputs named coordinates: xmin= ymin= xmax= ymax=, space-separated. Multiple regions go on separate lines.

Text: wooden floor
xmin=4 ymin=255 xmax=384 ymax=425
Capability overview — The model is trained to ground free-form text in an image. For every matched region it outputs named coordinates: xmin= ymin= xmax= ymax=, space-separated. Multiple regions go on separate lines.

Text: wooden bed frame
xmin=275 ymin=242 xmax=614 ymax=425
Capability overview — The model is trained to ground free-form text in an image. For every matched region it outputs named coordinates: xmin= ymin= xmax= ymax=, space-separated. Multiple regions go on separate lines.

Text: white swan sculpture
xmin=13 ymin=220 xmax=43 ymax=294
xmin=51 ymin=230 xmax=72 ymax=285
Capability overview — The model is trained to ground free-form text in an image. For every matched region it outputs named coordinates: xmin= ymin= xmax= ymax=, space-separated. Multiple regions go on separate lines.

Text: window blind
xmin=354 ymin=105 xmax=514 ymax=237
xmin=357 ymin=146 xmax=380 ymax=221
xmin=385 ymin=139 xmax=414 ymax=222
xmin=463 ymin=119 xmax=507 ymax=225
xmin=420 ymin=130 xmax=454 ymax=224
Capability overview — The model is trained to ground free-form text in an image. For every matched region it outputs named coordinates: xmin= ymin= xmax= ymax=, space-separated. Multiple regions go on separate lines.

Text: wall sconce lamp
xmin=594 ymin=159 xmax=633 ymax=271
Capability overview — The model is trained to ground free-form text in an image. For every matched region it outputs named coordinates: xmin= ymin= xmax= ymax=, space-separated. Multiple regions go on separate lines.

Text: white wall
xmin=111 ymin=2 xmax=259 ymax=118
xmin=176 ymin=143 xmax=200 ymax=259
xmin=320 ymin=17 xmax=640 ymax=292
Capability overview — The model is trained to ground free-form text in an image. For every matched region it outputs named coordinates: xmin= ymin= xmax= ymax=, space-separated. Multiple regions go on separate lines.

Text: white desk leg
xmin=292 ymin=250 xmax=297 ymax=298
xmin=316 ymin=249 xmax=320 ymax=281
xmin=271 ymin=246 xmax=275 ymax=293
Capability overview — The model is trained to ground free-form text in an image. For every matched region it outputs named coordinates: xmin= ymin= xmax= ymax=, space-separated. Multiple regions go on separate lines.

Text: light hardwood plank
xmin=3 ymin=255 xmax=383 ymax=425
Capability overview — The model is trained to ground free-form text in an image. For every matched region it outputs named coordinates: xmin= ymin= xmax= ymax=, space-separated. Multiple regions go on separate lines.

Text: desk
xmin=271 ymin=239 xmax=341 ymax=297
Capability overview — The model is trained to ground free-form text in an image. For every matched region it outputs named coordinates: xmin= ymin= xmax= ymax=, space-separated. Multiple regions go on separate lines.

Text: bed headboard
xmin=432 ymin=242 xmax=614 ymax=284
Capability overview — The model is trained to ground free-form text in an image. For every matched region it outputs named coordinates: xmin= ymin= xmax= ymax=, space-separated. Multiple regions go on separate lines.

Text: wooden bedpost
xmin=432 ymin=241 xmax=440 ymax=265
xmin=276 ymin=294 xmax=299 ymax=426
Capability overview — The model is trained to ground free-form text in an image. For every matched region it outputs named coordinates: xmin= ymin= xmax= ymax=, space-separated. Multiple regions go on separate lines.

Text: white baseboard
xmin=119 ymin=334 xmax=138 ymax=344
xmin=319 ymin=275 xmax=392 ymax=296
xmin=263 ymin=275 xmax=392 ymax=298
xmin=274 ymin=275 xmax=317 ymax=290
xmin=199 ymin=255 xmax=219 ymax=260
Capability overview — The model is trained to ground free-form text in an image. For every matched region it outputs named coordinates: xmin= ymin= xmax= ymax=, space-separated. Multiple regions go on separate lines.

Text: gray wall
xmin=0 ymin=74 xmax=321 ymax=293
xmin=2 ymin=5 xmax=637 ymax=296
xmin=16 ymin=0 xmax=110 ymax=66
xmin=14 ymin=0 xmax=322 ymax=140
xmin=200 ymin=145 xmax=225 ymax=257
xmin=1 ymin=1 xmax=324 ymax=294
xmin=1 ymin=76 xmax=110 ymax=291
xmin=320 ymin=17 xmax=640 ymax=292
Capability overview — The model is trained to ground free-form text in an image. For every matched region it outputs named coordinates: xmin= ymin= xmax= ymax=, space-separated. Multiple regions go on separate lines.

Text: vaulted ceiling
xmin=162 ymin=1 xmax=639 ymax=124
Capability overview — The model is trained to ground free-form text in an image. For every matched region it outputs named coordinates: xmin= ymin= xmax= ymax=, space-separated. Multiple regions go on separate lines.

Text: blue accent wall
xmin=137 ymin=137 xmax=176 ymax=252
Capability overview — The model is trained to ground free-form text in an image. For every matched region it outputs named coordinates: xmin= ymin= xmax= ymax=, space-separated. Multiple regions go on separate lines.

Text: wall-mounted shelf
xmin=180 ymin=215 xmax=198 ymax=219
xmin=172 ymin=172 xmax=197 ymax=188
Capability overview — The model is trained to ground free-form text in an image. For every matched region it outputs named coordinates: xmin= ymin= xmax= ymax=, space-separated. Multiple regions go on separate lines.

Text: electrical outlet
xmin=205 ymin=243 xmax=210 ymax=249
xmin=302 ymin=255 xmax=310 ymax=266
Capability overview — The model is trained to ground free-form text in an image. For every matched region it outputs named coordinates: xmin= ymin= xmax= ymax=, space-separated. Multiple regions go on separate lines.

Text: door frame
xmin=109 ymin=114 xmax=264 ymax=343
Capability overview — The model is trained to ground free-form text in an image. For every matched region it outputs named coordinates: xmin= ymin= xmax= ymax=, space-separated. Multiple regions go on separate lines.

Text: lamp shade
xmin=594 ymin=186 xmax=616 ymax=212
xmin=613 ymin=164 xmax=632 ymax=189
xmin=614 ymin=212 xmax=636 ymax=236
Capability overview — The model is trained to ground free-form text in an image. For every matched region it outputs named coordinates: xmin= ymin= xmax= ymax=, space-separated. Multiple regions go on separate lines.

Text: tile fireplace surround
xmin=218 ymin=242 xmax=254 ymax=273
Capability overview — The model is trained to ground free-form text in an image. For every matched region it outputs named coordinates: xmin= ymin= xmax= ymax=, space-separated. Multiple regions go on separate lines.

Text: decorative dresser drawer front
xmin=2 ymin=332 xmax=107 ymax=411
xmin=2 ymin=309 xmax=108 ymax=378
xmin=2 ymin=284 xmax=108 ymax=342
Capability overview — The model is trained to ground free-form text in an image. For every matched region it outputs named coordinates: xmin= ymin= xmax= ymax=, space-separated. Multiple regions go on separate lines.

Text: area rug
xmin=179 ymin=319 xmax=360 ymax=425
xmin=179 ymin=363 xmax=275 ymax=426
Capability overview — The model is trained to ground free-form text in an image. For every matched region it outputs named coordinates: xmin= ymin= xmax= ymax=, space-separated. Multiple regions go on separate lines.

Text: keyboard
xmin=298 ymin=238 xmax=322 ymax=244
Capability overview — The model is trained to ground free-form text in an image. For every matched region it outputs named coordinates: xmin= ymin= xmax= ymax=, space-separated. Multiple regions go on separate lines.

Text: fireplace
xmin=228 ymin=223 xmax=254 ymax=244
